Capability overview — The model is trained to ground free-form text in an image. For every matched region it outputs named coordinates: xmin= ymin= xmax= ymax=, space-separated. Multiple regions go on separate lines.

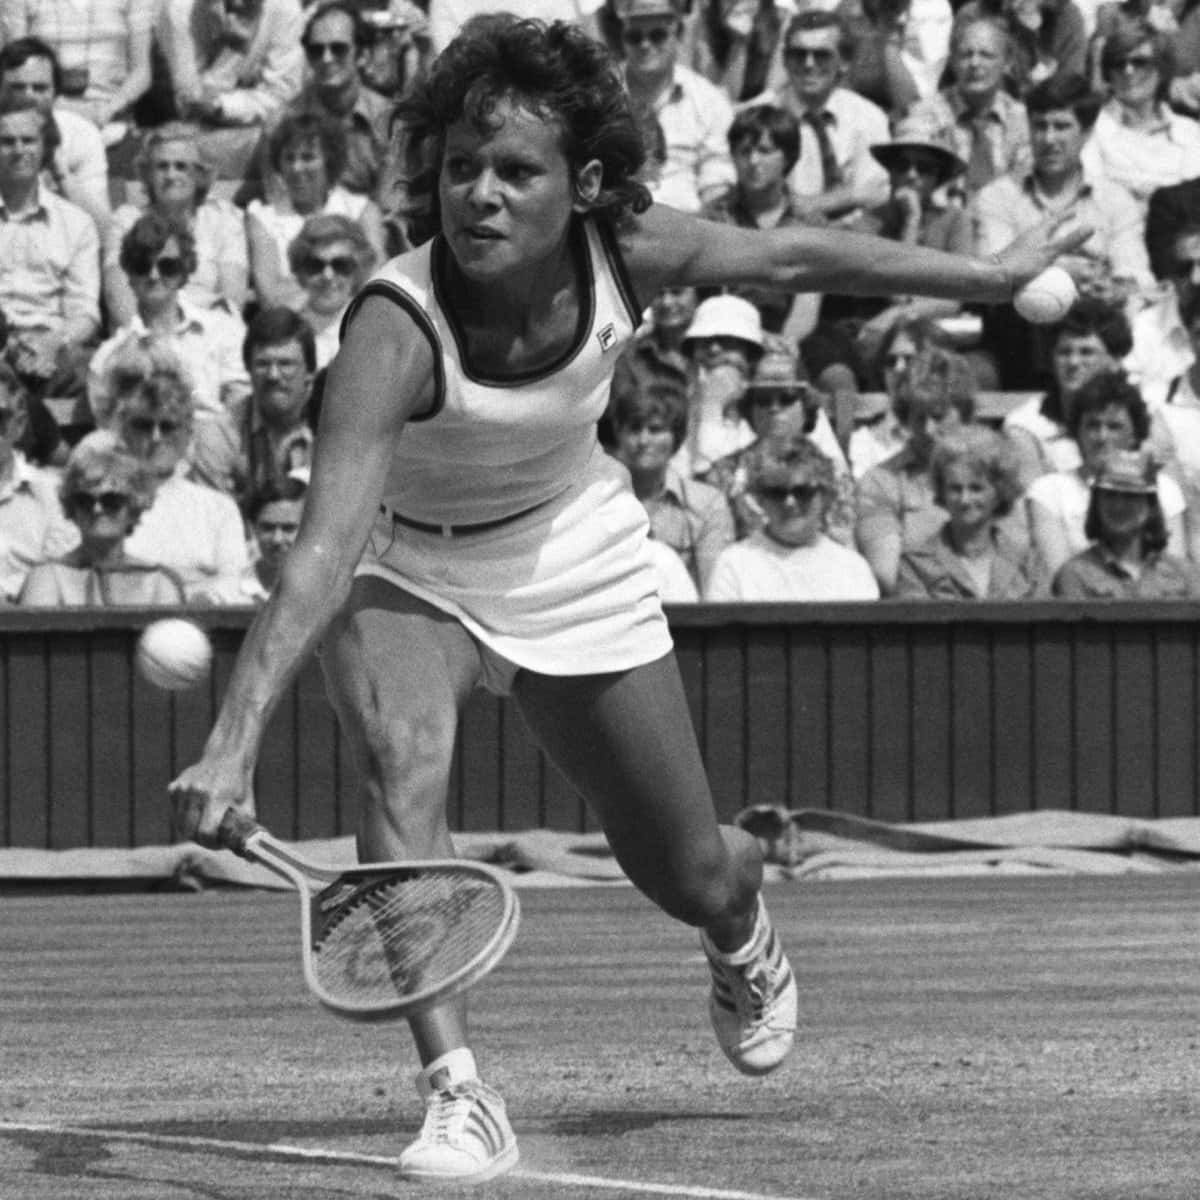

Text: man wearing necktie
xmin=906 ymin=15 xmax=1033 ymax=204
xmin=742 ymin=11 xmax=890 ymax=223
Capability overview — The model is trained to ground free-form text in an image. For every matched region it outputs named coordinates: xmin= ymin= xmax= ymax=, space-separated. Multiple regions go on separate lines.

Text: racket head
xmin=301 ymin=858 xmax=520 ymax=1021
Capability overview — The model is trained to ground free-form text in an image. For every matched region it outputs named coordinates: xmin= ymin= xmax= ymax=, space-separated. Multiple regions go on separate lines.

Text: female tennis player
xmin=169 ymin=15 xmax=1087 ymax=1185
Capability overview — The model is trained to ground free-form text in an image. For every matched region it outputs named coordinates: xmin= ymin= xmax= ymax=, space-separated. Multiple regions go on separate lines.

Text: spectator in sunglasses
xmin=89 ymin=339 xmax=249 ymax=602
xmin=287 ymin=213 xmax=377 ymax=367
xmin=817 ymin=117 xmax=972 ymax=367
xmin=705 ymin=425 xmax=878 ymax=600
xmin=0 ymin=358 xmax=78 ymax=602
xmin=235 ymin=1 xmax=398 ymax=220
xmin=741 ymin=10 xmax=890 ymax=223
xmin=88 ymin=211 xmax=249 ymax=432
xmin=246 ymin=107 xmax=386 ymax=311
xmin=155 ymin=0 xmax=304 ymax=182
xmin=1081 ymin=16 xmax=1200 ymax=211
xmin=700 ymin=340 xmax=855 ymax=541
xmin=616 ymin=0 xmax=736 ymax=214
xmin=19 ymin=438 xmax=187 ymax=606
xmin=103 ymin=123 xmax=249 ymax=328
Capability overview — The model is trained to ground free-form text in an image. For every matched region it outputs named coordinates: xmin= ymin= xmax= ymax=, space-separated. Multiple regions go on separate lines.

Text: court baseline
xmin=0 ymin=1118 xmax=814 ymax=1200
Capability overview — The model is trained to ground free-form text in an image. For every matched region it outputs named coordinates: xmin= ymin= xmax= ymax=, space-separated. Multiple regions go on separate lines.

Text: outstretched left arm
xmin=618 ymin=203 xmax=1090 ymax=311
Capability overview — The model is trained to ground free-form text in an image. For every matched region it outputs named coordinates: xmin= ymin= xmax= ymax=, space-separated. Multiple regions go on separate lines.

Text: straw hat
xmin=613 ymin=0 xmax=682 ymax=19
xmin=1092 ymin=449 xmax=1159 ymax=495
xmin=869 ymin=115 xmax=966 ymax=184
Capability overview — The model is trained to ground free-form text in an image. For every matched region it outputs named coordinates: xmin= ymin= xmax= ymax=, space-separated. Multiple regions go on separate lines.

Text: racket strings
xmin=312 ymin=871 xmax=508 ymax=1006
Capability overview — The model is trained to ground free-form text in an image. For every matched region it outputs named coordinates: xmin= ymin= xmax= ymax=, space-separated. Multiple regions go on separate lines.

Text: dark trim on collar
xmin=339 ymin=279 xmax=446 ymax=421
xmin=431 ymin=221 xmax=595 ymax=387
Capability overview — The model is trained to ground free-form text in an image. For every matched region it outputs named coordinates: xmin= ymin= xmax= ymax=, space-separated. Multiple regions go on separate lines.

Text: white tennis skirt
xmin=356 ymin=447 xmax=673 ymax=687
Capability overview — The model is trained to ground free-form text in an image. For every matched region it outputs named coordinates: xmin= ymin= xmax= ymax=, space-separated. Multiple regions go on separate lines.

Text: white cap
xmin=682 ymin=295 xmax=765 ymax=347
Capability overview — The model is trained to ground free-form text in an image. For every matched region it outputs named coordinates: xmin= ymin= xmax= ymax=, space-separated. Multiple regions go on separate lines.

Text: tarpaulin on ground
xmin=3 ymin=810 xmax=1200 ymax=888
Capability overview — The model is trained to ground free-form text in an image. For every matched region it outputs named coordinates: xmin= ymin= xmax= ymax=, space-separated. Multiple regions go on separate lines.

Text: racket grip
xmin=215 ymin=806 xmax=263 ymax=855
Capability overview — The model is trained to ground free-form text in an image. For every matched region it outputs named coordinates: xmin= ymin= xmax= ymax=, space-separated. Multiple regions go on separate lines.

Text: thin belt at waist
xmin=381 ymin=496 xmax=552 ymax=538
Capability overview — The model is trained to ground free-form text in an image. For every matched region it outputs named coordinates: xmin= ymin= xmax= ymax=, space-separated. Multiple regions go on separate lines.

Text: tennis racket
xmin=215 ymin=808 xmax=520 ymax=1021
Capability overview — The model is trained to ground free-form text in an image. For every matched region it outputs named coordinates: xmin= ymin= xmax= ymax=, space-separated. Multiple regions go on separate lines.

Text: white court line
xmin=0 ymin=1119 xmax=815 ymax=1200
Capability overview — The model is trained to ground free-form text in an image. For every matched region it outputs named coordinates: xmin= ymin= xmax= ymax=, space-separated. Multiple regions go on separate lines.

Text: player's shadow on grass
xmin=544 ymin=1109 xmax=758 ymax=1137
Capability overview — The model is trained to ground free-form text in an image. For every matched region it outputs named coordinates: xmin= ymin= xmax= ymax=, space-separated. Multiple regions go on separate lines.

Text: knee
xmin=648 ymin=838 xmax=760 ymax=929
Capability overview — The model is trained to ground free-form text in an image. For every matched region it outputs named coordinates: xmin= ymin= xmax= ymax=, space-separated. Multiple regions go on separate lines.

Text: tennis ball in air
xmin=137 ymin=618 xmax=213 ymax=691
xmin=1013 ymin=266 xmax=1077 ymax=324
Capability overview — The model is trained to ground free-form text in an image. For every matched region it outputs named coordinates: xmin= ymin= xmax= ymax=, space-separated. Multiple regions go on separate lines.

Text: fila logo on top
xmin=596 ymin=323 xmax=617 ymax=352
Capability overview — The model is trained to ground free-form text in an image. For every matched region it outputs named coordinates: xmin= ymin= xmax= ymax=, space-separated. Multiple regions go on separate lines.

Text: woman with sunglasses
xmin=705 ymin=421 xmax=879 ymax=600
xmin=245 ymin=108 xmax=386 ymax=311
xmin=89 ymin=339 xmax=250 ymax=603
xmin=88 ymin=211 xmax=250 ymax=433
xmin=168 ymin=16 xmax=1085 ymax=1182
xmin=1081 ymin=16 xmax=1200 ymax=210
xmin=700 ymin=338 xmax=855 ymax=540
xmin=286 ymin=213 xmax=378 ymax=368
xmin=103 ymin=123 xmax=249 ymax=329
xmin=19 ymin=437 xmax=186 ymax=606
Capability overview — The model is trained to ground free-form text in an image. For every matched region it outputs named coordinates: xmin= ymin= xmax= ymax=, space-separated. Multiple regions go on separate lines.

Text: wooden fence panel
xmin=3 ymin=603 xmax=1200 ymax=848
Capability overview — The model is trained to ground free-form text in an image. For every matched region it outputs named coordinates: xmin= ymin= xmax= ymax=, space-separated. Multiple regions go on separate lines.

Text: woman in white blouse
xmin=246 ymin=108 xmax=386 ymax=311
xmin=1082 ymin=16 xmax=1200 ymax=209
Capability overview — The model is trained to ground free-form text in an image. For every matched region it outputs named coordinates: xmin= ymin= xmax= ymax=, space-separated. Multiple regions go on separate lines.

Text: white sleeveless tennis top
xmin=344 ymin=216 xmax=675 ymax=686
xmin=343 ymin=216 xmax=642 ymax=527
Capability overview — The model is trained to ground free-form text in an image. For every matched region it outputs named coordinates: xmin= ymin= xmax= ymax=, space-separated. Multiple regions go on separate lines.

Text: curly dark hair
xmin=119 ymin=210 xmax=199 ymax=281
xmin=1066 ymin=370 xmax=1150 ymax=443
xmin=394 ymin=15 xmax=650 ymax=242
xmin=267 ymin=108 xmax=349 ymax=183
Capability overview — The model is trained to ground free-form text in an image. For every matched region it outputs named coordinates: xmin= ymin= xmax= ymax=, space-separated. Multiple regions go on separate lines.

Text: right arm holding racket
xmin=168 ymin=297 xmax=435 ymax=843
xmin=168 ymin=306 xmax=520 ymax=1019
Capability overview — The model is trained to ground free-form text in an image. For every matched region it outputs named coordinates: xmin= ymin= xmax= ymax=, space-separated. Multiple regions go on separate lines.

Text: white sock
xmin=417 ymin=1047 xmax=479 ymax=1094
xmin=705 ymin=895 xmax=768 ymax=966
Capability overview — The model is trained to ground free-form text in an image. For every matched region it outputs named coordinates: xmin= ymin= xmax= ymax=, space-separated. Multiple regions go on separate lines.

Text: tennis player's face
xmin=440 ymin=99 xmax=580 ymax=282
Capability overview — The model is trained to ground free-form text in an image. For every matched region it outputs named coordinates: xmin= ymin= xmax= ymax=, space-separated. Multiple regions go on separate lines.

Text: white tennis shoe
xmin=701 ymin=895 xmax=797 ymax=1076
xmin=398 ymin=1069 xmax=518 ymax=1184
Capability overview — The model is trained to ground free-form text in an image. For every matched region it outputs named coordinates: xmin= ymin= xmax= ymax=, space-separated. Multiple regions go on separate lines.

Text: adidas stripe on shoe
xmin=701 ymin=895 xmax=797 ymax=1076
xmin=398 ymin=1061 xmax=518 ymax=1184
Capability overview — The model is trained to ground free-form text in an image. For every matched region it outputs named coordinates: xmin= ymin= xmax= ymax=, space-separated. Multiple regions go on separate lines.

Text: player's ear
xmin=572 ymin=158 xmax=603 ymax=212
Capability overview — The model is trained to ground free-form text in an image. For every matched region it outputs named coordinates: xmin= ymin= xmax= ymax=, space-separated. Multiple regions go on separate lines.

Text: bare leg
xmin=321 ymin=575 xmax=482 ymax=1062
xmin=513 ymin=651 xmax=763 ymax=951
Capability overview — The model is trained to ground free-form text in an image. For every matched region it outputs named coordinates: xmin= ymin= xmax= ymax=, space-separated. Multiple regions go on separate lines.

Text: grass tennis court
xmin=2 ymin=875 xmax=1199 ymax=1199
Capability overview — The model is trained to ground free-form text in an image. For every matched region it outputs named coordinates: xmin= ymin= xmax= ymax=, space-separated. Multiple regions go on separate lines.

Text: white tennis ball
xmin=137 ymin=618 xmax=213 ymax=692
xmin=1014 ymin=266 xmax=1077 ymax=324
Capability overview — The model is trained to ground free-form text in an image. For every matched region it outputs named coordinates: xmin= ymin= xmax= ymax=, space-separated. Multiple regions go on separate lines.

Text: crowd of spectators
xmin=0 ymin=0 xmax=1197 ymax=607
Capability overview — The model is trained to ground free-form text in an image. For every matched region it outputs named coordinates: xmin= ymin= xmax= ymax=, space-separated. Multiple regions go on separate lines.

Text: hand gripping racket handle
xmin=216 ymin=806 xmax=265 ymax=857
